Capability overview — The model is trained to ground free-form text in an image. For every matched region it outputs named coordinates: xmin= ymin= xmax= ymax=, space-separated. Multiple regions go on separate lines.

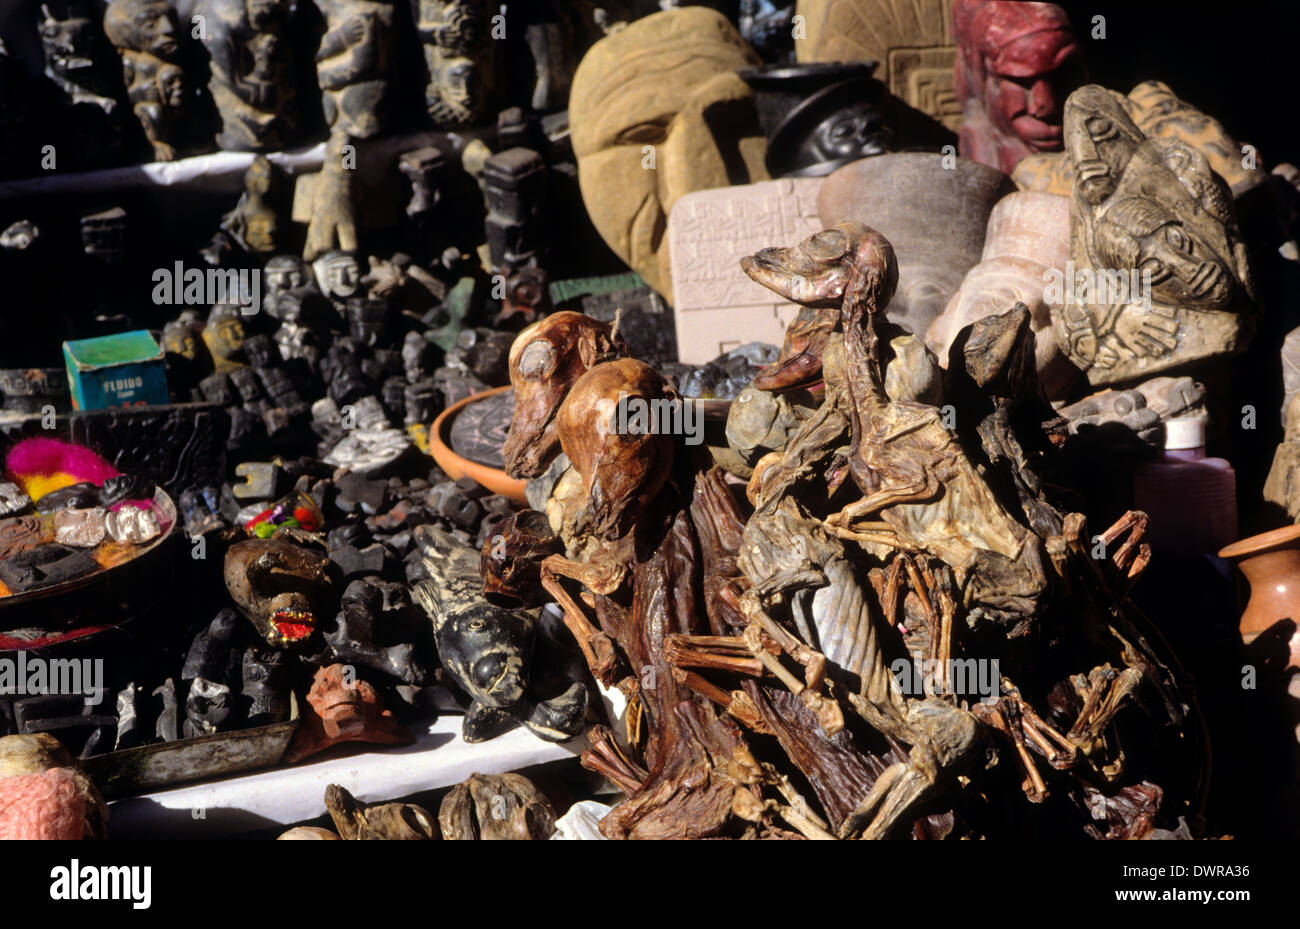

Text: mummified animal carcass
xmin=495 ymin=224 xmax=1205 ymax=839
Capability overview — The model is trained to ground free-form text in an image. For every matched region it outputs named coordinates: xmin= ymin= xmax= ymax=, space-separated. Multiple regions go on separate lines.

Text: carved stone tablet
xmin=668 ymin=177 xmax=823 ymax=364
xmin=795 ymin=0 xmax=961 ymax=131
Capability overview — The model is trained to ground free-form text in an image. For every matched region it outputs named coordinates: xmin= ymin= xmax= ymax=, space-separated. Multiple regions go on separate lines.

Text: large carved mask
xmin=224 ymin=538 xmax=334 ymax=648
xmin=569 ymin=7 xmax=768 ymax=298
xmin=414 ymin=0 xmax=498 ymax=126
xmin=503 ymin=312 xmax=625 ymax=479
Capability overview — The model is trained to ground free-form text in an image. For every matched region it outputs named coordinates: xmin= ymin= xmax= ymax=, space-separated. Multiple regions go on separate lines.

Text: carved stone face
xmin=503 ymin=312 xmax=624 ymax=479
xmin=313 ymin=251 xmax=361 ymax=300
xmin=162 ymin=315 xmax=203 ymax=360
xmin=415 ymin=0 xmax=497 ymax=126
xmin=955 ymin=0 xmax=1086 ymax=174
xmin=105 ymin=0 xmax=180 ymax=59
xmin=556 ymin=358 xmax=676 ymax=540
xmin=157 ymin=62 xmax=184 ymax=107
xmin=203 ymin=307 xmax=246 ymax=365
xmin=264 ymin=255 xmax=313 ymax=317
xmin=570 ymin=7 xmax=768 ymax=297
xmin=224 ymin=538 xmax=334 ymax=649
xmin=1094 ymin=197 xmax=1234 ymax=310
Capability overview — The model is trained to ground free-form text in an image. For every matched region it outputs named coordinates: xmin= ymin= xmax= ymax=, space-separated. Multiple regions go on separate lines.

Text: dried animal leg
xmin=665 ymin=633 xmax=772 ymax=676
xmin=670 ymin=668 xmax=770 ymax=732
xmin=1067 ymin=665 xmax=1143 ymax=747
xmin=839 ymin=698 xmax=983 ymax=838
xmin=975 ymin=700 xmax=1047 ymax=802
xmin=581 ymin=725 xmax=648 ymax=794
xmin=727 ymin=746 xmax=837 ymax=840
xmin=1096 ymin=509 xmax=1152 ymax=581
xmin=1000 ymin=680 xmax=1077 ymax=769
xmin=739 ymin=605 xmax=845 ymax=737
xmin=540 ymin=553 xmax=623 ymax=684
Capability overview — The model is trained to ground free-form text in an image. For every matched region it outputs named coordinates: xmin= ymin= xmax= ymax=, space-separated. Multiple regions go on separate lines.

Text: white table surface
xmin=106 ymin=715 xmax=583 ymax=838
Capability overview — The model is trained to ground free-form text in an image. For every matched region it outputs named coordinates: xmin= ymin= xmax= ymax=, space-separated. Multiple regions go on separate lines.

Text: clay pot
xmin=818 ymin=153 xmax=1016 ymax=338
xmin=430 ymin=387 xmax=529 ymax=505
xmin=740 ymin=62 xmax=892 ymax=178
xmin=1219 ymin=525 xmax=1300 ymax=669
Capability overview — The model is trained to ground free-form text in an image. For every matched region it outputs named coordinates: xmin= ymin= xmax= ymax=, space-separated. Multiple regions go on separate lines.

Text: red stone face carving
xmin=954 ymin=0 xmax=1086 ymax=174
xmin=283 ymin=664 xmax=412 ymax=763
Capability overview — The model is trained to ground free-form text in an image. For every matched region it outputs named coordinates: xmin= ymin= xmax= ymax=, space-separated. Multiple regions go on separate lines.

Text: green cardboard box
xmin=63 ymin=330 xmax=170 ymax=411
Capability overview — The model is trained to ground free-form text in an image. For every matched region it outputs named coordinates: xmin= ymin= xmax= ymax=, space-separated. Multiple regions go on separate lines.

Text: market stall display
xmin=0 ymin=0 xmax=1295 ymax=845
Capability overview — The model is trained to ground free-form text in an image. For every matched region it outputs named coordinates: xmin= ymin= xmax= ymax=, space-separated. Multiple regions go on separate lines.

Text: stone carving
xmin=1057 ymin=376 xmax=1205 ymax=443
xmin=483 ymin=148 xmax=547 ymax=269
xmin=300 ymin=0 xmax=395 ymax=258
xmin=1124 ymin=81 xmax=1268 ymax=197
xmin=203 ymin=305 xmax=249 ymax=373
xmin=41 ymin=3 xmax=122 ymax=114
xmin=199 ymin=0 xmax=299 ymax=151
xmin=818 ymin=152 xmax=1015 ymax=339
xmin=794 ymin=0 xmax=961 ymax=131
xmin=313 ymin=0 xmax=396 ymax=140
xmin=412 ymin=0 xmax=499 ymax=127
xmin=220 ymin=156 xmax=286 ymax=255
xmin=263 ymin=254 xmax=316 ymax=318
xmin=570 ymin=7 xmax=768 ymax=298
xmin=953 ymin=0 xmax=1086 ymax=175
xmin=926 ymin=190 xmax=1077 ymax=399
xmin=103 ymin=0 xmax=185 ymax=162
xmin=669 ymin=178 xmax=822 ymax=364
xmin=1013 ymin=82 xmax=1270 ymax=200
xmin=1054 ymin=85 xmax=1256 ymax=386
xmin=412 ymin=524 xmax=588 ymax=743
xmin=742 ymin=62 xmax=895 ymax=178
xmin=283 ymin=664 xmax=412 ymax=763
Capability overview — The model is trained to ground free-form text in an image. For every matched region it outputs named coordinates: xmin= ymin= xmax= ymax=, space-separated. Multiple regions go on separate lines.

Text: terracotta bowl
xmin=430 ymin=386 xmax=529 ymax=505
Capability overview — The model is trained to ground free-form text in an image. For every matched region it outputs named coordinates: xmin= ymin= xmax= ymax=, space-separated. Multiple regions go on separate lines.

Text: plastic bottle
xmin=1132 ymin=415 xmax=1237 ymax=554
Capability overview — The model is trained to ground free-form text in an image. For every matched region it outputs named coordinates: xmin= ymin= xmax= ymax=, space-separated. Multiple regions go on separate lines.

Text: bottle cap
xmin=1165 ymin=415 xmax=1206 ymax=450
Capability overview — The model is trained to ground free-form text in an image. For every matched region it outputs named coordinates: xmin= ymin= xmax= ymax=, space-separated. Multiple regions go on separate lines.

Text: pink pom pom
xmin=5 ymin=437 xmax=120 ymax=485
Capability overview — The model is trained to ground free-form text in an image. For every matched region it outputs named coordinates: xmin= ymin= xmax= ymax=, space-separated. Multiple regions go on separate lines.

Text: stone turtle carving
xmin=411 ymin=524 xmax=587 ymax=742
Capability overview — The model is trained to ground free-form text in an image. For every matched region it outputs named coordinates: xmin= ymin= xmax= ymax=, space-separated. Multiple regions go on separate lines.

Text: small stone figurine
xmin=40 ymin=3 xmax=123 ymax=115
xmin=413 ymin=0 xmax=499 ymax=128
xmin=313 ymin=0 xmax=396 ymax=140
xmin=199 ymin=0 xmax=299 ymax=151
xmin=103 ymin=0 xmax=186 ymax=162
